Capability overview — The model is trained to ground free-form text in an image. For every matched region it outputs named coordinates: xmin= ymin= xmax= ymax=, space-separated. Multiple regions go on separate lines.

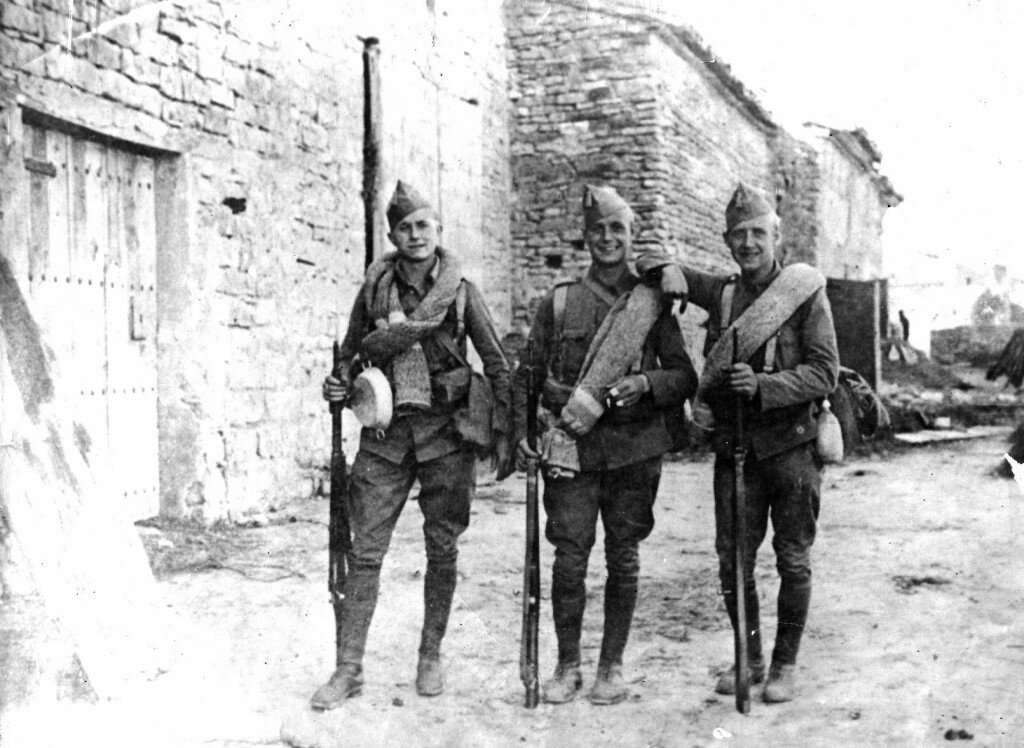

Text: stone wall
xmin=1 ymin=0 xmax=511 ymax=522
xmin=506 ymin=1 xmax=900 ymax=372
xmin=505 ymin=0 xmax=661 ymax=328
xmin=812 ymin=135 xmax=889 ymax=281
xmin=649 ymin=33 xmax=775 ymax=274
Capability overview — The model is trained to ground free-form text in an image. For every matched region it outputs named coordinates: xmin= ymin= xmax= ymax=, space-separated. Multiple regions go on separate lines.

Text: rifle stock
xmin=731 ymin=327 xmax=751 ymax=713
xmin=328 ymin=333 xmax=352 ymax=667
xmin=520 ymin=344 xmax=541 ymax=708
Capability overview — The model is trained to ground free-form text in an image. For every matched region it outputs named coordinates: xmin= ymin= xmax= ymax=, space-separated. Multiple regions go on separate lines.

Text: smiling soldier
xmin=640 ymin=182 xmax=839 ymax=703
xmin=312 ymin=181 xmax=511 ymax=709
xmin=513 ymin=185 xmax=697 ymax=705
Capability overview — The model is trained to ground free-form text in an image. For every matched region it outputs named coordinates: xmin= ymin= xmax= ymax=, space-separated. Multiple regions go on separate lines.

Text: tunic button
xmin=796 ymin=426 xmax=805 ymax=434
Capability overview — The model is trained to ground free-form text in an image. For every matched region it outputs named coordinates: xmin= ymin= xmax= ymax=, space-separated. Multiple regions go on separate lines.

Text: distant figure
xmin=898 ymin=310 xmax=910 ymax=342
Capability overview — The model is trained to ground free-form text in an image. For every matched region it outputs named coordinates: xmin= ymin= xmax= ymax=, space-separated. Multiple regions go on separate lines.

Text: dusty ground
xmin=13 ymin=433 xmax=1024 ymax=747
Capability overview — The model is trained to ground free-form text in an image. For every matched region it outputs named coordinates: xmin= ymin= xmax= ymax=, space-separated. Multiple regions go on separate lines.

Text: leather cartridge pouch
xmin=540 ymin=378 xmax=573 ymax=414
xmin=453 ymin=371 xmax=494 ymax=454
xmin=431 ymin=366 xmax=471 ymax=409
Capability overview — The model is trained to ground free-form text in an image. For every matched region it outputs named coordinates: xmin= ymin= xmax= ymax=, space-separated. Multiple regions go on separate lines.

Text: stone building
xmin=506 ymin=0 xmax=900 ymax=363
xmin=1 ymin=0 xmax=899 ymax=522
xmin=1 ymin=0 xmax=511 ymax=522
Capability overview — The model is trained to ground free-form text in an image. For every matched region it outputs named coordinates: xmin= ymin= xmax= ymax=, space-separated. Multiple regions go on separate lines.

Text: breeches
xmin=347 ymin=446 xmax=477 ymax=570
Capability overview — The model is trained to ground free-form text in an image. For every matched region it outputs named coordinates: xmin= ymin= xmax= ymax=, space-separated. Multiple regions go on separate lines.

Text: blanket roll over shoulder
xmin=563 ymin=283 xmax=663 ymax=435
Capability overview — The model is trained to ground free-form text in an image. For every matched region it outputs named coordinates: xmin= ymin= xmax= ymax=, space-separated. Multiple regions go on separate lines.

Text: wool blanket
xmin=359 ymin=248 xmax=463 ymax=409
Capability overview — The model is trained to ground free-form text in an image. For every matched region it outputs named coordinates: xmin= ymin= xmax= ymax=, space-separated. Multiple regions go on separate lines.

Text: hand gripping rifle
xmin=731 ymin=327 xmax=751 ymax=713
xmin=520 ymin=341 xmax=541 ymax=708
xmin=328 ymin=319 xmax=352 ymax=667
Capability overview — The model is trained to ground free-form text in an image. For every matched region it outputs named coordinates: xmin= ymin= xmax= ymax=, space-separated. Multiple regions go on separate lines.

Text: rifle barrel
xmin=731 ymin=327 xmax=751 ymax=713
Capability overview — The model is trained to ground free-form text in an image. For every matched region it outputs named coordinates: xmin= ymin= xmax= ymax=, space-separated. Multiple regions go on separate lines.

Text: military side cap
xmin=583 ymin=184 xmax=633 ymax=227
xmin=725 ymin=182 xmax=776 ymax=229
xmin=386 ymin=180 xmax=433 ymax=230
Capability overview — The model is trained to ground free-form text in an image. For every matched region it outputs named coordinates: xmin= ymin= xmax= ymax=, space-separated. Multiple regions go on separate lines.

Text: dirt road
xmin=15 ymin=434 xmax=1023 ymax=747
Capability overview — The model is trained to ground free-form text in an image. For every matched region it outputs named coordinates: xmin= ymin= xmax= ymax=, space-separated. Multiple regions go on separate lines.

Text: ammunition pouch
xmin=431 ymin=367 xmax=471 ymax=409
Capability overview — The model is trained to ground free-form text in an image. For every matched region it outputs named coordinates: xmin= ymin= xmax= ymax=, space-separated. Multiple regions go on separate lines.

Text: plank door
xmin=21 ymin=122 xmax=160 ymax=520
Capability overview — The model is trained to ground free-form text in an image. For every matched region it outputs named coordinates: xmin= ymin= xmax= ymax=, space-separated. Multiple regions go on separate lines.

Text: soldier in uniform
xmin=514 ymin=185 xmax=697 ymax=706
xmin=313 ymin=181 xmax=511 ymax=709
xmin=643 ymin=183 xmax=839 ymax=703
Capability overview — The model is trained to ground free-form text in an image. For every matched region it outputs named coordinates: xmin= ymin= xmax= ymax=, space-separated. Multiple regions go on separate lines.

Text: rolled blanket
xmin=565 ymin=283 xmax=663 ymax=434
xmin=359 ymin=248 xmax=463 ymax=367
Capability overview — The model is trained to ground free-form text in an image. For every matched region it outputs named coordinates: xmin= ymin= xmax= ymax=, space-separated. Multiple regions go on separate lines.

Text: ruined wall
xmin=649 ymin=33 xmax=775 ymax=274
xmin=505 ymin=0 xmax=661 ymax=328
xmin=813 ymin=136 xmax=887 ymax=281
xmin=772 ymin=132 xmax=820 ymax=268
xmin=0 ymin=0 xmax=511 ymax=522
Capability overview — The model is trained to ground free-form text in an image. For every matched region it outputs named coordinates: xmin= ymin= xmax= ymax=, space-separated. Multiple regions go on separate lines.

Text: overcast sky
xmin=633 ymin=0 xmax=1023 ymax=280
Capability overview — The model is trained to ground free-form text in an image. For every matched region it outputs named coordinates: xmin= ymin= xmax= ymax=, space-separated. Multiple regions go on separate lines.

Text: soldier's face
xmin=389 ymin=208 xmax=441 ymax=262
xmin=724 ymin=215 xmax=778 ymax=277
xmin=585 ymin=213 xmax=632 ymax=267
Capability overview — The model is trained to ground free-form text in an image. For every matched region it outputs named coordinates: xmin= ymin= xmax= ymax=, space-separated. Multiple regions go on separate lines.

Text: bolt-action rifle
xmin=731 ymin=326 xmax=751 ymax=714
xmin=520 ymin=342 xmax=541 ymax=708
xmin=328 ymin=320 xmax=352 ymax=666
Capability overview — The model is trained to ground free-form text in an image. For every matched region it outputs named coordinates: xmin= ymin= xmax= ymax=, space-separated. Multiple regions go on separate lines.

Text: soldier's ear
xmin=386 ymin=230 xmax=399 ymax=248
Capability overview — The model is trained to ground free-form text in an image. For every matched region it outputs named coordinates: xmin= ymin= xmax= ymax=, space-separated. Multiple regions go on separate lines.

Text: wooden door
xmin=826 ymin=277 xmax=882 ymax=391
xmin=21 ymin=122 xmax=159 ymax=520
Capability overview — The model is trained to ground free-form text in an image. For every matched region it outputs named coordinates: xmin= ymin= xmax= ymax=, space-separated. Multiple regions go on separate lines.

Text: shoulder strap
xmin=721 ymin=276 xmax=778 ymax=372
xmin=437 ymin=281 xmax=471 ymax=369
xmin=764 ymin=335 xmax=777 ymax=373
xmin=455 ymin=281 xmax=467 ymax=342
xmin=551 ymin=283 xmax=569 ymax=381
xmin=719 ymin=278 xmax=737 ymax=330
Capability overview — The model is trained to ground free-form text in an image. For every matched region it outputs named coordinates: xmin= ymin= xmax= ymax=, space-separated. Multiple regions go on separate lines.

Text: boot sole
xmin=310 ymin=686 xmax=363 ymax=711
xmin=588 ymin=691 xmax=628 ymax=706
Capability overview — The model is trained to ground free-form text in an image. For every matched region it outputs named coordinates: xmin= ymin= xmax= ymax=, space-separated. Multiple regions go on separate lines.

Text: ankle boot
xmin=310 ymin=663 xmax=364 ymax=710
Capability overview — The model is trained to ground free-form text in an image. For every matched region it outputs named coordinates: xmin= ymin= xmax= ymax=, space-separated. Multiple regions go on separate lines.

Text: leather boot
xmin=310 ymin=663 xmax=363 ymax=710
xmin=337 ymin=564 xmax=382 ymax=665
xmin=416 ymin=654 xmax=444 ymax=697
xmin=542 ymin=661 xmax=582 ymax=704
xmin=597 ymin=568 xmax=638 ymax=674
xmin=589 ymin=663 xmax=627 ymax=706
xmin=763 ymin=662 xmax=797 ymax=703
xmin=714 ymin=658 xmax=766 ymax=695
xmin=416 ymin=562 xmax=456 ymax=696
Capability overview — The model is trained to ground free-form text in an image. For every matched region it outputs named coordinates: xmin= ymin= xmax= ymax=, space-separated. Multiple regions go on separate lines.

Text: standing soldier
xmin=514 ymin=185 xmax=697 ymax=706
xmin=641 ymin=183 xmax=840 ymax=703
xmin=312 ymin=181 xmax=512 ymax=709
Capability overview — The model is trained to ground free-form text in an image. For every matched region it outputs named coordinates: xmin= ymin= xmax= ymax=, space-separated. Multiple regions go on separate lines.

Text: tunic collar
xmin=740 ymin=260 xmax=781 ymax=293
xmin=585 ymin=263 xmax=638 ymax=299
xmin=394 ymin=251 xmax=441 ymax=296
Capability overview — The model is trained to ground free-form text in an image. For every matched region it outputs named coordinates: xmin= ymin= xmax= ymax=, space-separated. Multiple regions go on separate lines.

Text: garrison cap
xmin=386 ymin=180 xmax=433 ymax=231
xmin=583 ymin=184 xmax=634 ymax=228
xmin=725 ymin=182 xmax=777 ymax=230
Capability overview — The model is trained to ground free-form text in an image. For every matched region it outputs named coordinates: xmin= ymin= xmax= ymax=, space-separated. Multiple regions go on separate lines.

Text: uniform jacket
xmin=683 ymin=261 xmax=839 ymax=459
xmin=339 ymin=254 xmax=511 ymax=464
xmin=514 ymin=265 xmax=697 ymax=472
